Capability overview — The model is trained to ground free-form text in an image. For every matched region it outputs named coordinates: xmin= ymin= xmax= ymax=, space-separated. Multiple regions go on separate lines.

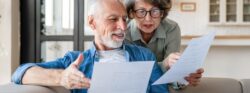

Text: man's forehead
xmin=100 ymin=0 xmax=125 ymax=9
xmin=99 ymin=0 xmax=127 ymax=17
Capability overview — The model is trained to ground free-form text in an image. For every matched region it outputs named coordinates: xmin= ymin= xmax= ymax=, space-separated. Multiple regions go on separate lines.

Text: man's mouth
xmin=112 ymin=33 xmax=125 ymax=40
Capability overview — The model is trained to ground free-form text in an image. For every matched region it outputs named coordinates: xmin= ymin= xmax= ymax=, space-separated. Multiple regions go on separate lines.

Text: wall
xmin=170 ymin=0 xmax=250 ymax=79
xmin=180 ymin=39 xmax=250 ymax=79
xmin=204 ymin=46 xmax=250 ymax=79
xmin=169 ymin=0 xmax=250 ymax=36
xmin=0 ymin=0 xmax=20 ymax=85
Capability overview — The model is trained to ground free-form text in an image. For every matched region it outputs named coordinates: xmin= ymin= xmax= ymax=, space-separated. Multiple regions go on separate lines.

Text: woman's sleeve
xmin=164 ymin=23 xmax=181 ymax=58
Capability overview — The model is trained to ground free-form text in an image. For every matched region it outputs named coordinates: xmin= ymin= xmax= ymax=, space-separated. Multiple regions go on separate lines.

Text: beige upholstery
xmin=47 ymin=86 xmax=70 ymax=93
xmin=0 ymin=83 xmax=70 ymax=93
xmin=0 ymin=83 xmax=55 ymax=93
xmin=169 ymin=77 xmax=242 ymax=93
xmin=241 ymin=79 xmax=250 ymax=93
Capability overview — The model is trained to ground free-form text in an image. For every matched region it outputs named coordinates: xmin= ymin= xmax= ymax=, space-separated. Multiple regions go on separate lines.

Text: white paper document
xmin=88 ymin=61 xmax=154 ymax=93
xmin=153 ymin=31 xmax=216 ymax=85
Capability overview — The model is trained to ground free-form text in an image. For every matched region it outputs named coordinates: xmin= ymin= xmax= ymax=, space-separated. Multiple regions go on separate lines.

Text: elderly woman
xmin=124 ymin=0 xmax=203 ymax=89
xmin=125 ymin=0 xmax=180 ymax=69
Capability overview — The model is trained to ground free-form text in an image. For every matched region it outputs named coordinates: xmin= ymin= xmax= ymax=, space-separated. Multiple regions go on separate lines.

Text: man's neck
xmin=94 ymin=39 xmax=115 ymax=51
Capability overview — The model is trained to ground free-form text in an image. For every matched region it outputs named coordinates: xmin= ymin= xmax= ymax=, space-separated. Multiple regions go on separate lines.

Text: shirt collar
xmin=154 ymin=21 xmax=167 ymax=39
xmin=89 ymin=42 xmax=130 ymax=62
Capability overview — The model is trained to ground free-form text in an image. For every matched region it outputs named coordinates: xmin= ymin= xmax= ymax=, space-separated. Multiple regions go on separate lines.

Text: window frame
xmin=21 ymin=0 xmax=94 ymax=63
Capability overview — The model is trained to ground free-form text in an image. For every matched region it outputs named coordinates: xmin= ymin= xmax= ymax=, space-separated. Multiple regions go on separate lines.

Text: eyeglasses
xmin=133 ymin=9 xmax=163 ymax=18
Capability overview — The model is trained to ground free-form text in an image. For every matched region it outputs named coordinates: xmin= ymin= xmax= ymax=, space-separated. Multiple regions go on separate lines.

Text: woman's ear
xmin=88 ymin=15 xmax=96 ymax=30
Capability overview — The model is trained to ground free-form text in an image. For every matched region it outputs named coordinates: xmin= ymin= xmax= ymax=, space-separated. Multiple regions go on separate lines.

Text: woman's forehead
xmin=134 ymin=0 xmax=163 ymax=8
xmin=134 ymin=0 xmax=155 ymax=9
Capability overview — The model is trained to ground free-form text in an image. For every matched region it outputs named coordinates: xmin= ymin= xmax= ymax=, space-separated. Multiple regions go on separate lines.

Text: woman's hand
xmin=163 ymin=52 xmax=181 ymax=69
xmin=185 ymin=68 xmax=204 ymax=86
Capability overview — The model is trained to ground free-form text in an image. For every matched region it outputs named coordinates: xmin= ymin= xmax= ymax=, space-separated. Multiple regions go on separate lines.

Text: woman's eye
xmin=152 ymin=9 xmax=161 ymax=13
xmin=138 ymin=10 xmax=145 ymax=14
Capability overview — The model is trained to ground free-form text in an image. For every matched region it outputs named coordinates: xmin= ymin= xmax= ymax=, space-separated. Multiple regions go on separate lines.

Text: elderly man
xmin=12 ymin=0 xmax=203 ymax=93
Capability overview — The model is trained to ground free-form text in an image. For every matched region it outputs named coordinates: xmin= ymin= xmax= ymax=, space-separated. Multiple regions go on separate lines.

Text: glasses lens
xmin=150 ymin=9 xmax=162 ymax=18
xmin=135 ymin=9 xmax=146 ymax=18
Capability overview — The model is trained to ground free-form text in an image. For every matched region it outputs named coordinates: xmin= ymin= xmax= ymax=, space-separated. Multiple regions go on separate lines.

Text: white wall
xmin=204 ymin=46 xmax=250 ymax=79
xmin=169 ymin=0 xmax=250 ymax=36
xmin=180 ymin=41 xmax=250 ymax=80
xmin=0 ymin=0 xmax=20 ymax=85
xmin=170 ymin=0 xmax=250 ymax=79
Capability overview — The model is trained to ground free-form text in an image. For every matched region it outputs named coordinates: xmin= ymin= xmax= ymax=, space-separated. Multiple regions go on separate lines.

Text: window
xmin=39 ymin=0 xmax=94 ymax=62
xmin=210 ymin=0 xmax=220 ymax=22
xmin=209 ymin=0 xmax=250 ymax=25
xmin=226 ymin=0 xmax=237 ymax=22
xmin=243 ymin=0 xmax=250 ymax=22
xmin=44 ymin=0 xmax=74 ymax=36
xmin=41 ymin=41 xmax=73 ymax=61
xmin=20 ymin=0 xmax=94 ymax=63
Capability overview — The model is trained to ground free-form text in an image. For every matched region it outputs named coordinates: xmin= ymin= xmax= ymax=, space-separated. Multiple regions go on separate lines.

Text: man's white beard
xmin=99 ymin=30 xmax=125 ymax=49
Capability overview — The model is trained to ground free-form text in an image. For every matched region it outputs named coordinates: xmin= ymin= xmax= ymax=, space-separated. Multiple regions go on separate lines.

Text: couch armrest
xmin=0 ymin=83 xmax=70 ymax=93
xmin=49 ymin=86 xmax=71 ymax=93
xmin=241 ymin=79 xmax=250 ymax=93
xmin=169 ymin=77 xmax=242 ymax=93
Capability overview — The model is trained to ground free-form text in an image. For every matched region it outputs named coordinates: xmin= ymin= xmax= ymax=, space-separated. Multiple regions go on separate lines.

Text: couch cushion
xmin=0 ymin=83 xmax=55 ymax=93
xmin=240 ymin=79 xmax=250 ymax=93
xmin=169 ymin=77 xmax=242 ymax=93
xmin=48 ymin=86 xmax=70 ymax=93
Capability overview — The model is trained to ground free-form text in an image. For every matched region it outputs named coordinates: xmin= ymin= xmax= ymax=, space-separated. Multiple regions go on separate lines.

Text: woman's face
xmin=132 ymin=0 xmax=163 ymax=34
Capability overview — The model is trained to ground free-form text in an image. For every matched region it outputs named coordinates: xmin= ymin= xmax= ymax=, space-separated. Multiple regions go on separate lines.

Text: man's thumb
xmin=73 ymin=53 xmax=84 ymax=67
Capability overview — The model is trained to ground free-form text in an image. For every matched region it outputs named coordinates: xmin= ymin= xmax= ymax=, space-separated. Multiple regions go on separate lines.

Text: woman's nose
xmin=144 ymin=12 xmax=152 ymax=21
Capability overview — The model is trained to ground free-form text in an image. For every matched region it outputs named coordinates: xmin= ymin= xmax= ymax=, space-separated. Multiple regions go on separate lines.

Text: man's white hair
xmin=87 ymin=0 xmax=124 ymax=16
xmin=87 ymin=0 xmax=100 ymax=16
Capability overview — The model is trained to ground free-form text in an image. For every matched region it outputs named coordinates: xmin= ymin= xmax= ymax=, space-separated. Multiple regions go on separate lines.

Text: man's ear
xmin=88 ymin=15 xmax=96 ymax=30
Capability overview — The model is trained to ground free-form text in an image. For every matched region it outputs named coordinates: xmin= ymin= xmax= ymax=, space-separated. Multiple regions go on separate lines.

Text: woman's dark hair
xmin=124 ymin=0 xmax=172 ymax=19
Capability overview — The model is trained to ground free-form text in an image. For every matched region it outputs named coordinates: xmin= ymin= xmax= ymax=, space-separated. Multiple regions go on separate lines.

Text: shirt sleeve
xmin=11 ymin=63 xmax=38 ymax=84
xmin=163 ymin=24 xmax=188 ymax=90
xmin=145 ymin=51 xmax=169 ymax=93
xmin=163 ymin=23 xmax=181 ymax=59
xmin=148 ymin=62 xmax=169 ymax=93
xmin=170 ymin=82 xmax=187 ymax=90
xmin=11 ymin=51 xmax=81 ymax=84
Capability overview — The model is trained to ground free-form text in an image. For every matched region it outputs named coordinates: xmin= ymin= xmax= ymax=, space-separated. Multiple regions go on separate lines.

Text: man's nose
xmin=117 ymin=19 xmax=127 ymax=31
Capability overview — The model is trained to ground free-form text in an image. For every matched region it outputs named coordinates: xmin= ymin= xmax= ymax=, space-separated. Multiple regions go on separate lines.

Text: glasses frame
xmin=132 ymin=9 xmax=164 ymax=18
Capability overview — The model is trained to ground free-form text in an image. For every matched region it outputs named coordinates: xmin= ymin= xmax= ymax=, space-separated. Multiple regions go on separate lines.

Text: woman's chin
xmin=141 ymin=29 xmax=155 ymax=34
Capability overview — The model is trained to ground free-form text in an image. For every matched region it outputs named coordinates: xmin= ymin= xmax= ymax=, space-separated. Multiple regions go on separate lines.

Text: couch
xmin=1 ymin=77 xmax=249 ymax=93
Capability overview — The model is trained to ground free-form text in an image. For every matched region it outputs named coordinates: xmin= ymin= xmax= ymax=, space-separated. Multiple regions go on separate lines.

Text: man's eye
xmin=109 ymin=18 xmax=118 ymax=22
xmin=122 ymin=16 xmax=128 ymax=22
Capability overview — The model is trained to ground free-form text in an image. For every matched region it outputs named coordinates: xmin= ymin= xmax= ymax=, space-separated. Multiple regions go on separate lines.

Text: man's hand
xmin=163 ymin=52 xmax=181 ymax=69
xmin=60 ymin=53 xmax=91 ymax=89
xmin=185 ymin=68 xmax=204 ymax=86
